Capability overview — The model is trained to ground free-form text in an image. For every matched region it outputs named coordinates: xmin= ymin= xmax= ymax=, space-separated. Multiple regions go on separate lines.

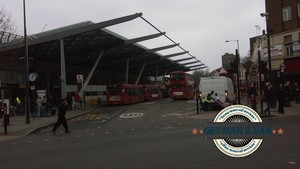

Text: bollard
xmin=4 ymin=114 xmax=9 ymax=134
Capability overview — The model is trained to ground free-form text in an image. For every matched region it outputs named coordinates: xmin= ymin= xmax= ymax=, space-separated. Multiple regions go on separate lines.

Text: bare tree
xmin=0 ymin=6 xmax=14 ymax=32
xmin=192 ymin=68 xmax=210 ymax=87
xmin=0 ymin=5 xmax=16 ymax=44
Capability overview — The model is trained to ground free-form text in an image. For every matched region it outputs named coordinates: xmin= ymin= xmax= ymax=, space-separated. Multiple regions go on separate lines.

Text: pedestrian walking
xmin=264 ymin=84 xmax=273 ymax=116
xmin=247 ymin=86 xmax=257 ymax=112
xmin=74 ymin=92 xmax=81 ymax=110
xmin=293 ymin=82 xmax=300 ymax=104
xmin=52 ymin=99 xmax=71 ymax=135
xmin=278 ymin=84 xmax=285 ymax=114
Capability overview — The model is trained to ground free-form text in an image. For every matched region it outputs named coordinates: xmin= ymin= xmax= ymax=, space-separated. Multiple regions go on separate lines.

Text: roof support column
xmin=125 ymin=57 xmax=129 ymax=84
xmin=155 ymin=67 xmax=158 ymax=83
xmin=135 ymin=63 xmax=146 ymax=85
xmin=60 ymin=39 xmax=67 ymax=99
xmin=79 ymin=51 xmax=104 ymax=98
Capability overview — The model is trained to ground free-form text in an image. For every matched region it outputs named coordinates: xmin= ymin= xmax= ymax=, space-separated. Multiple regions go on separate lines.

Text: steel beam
xmin=147 ymin=43 xmax=179 ymax=53
xmin=28 ymin=13 xmax=143 ymax=46
xmin=181 ymin=61 xmax=200 ymax=66
xmin=163 ymin=51 xmax=188 ymax=58
xmin=125 ymin=32 xmax=165 ymax=45
xmin=79 ymin=51 xmax=103 ymax=95
xmin=190 ymin=66 xmax=207 ymax=71
xmin=188 ymin=64 xmax=206 ymax=68
xmin=135 ymin=63 xmax=146 ymax=84
xmin=173 ymin=57 xmax=194 ymax=62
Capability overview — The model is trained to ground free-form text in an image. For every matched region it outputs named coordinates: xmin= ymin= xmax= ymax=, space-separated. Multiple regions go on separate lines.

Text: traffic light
xmin=259 ymin=61 xmax=268 ymax=73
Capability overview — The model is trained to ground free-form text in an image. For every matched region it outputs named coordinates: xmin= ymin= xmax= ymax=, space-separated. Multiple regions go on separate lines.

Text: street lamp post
xmin=23 ymin=0 xmax=30 ymax=124
xmin=225 ymin=40 xmax=241 ymax=104
xmin=261 ymin=12 xmax=276 ymax=108
xmin=260 ymin=13 xmax=272 ymax=84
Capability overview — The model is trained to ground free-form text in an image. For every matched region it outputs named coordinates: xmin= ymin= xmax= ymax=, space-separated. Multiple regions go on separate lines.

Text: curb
xmin=26 ymin=107 xmax=99 ymax=135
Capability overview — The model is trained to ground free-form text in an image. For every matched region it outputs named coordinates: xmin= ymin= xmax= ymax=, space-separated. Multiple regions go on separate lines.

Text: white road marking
xmin=186 ymin=107 xmax=195 ymax=111
xmin=161 ymin=111 xmax=182 ymax=117
xmin=120 ymin=112 xmax=144 ymax=118
xmin=139 ymin=102 xmax=155 ymax=105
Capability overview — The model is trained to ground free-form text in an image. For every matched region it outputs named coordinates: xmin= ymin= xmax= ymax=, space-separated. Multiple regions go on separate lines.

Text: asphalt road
xmin=0 ymin=98 xmax=299 ymax=169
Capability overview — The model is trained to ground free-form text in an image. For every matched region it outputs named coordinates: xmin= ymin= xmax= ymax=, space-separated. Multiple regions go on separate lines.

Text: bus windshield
xmin=171 ymin=84 xmax=184 ymax=89
xmin=170 ymin=73 xmax=185 ymax=81
xmin=107 ymin=84 xmax=122 ymax=95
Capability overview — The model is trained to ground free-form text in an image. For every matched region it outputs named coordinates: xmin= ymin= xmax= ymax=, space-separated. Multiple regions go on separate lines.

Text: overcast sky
xmin=1 ymin=0 xmax=266 ymax=71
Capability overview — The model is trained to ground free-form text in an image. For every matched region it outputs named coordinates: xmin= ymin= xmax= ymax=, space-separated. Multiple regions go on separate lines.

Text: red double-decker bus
xmin=106 ymin=83 xmax=144 ymax=105
xmin=169 ymin=71 xmax=195 ymax=99
xmin=143 ymin=84 xmax=161 ymax=101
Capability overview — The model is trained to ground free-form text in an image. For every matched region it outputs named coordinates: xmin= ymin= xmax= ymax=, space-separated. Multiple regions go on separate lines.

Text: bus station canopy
xmin=0 ymin=13 xmax=206 ymax=77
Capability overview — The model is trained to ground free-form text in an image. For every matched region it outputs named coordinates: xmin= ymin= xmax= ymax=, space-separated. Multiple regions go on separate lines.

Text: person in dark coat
xmin=66 ymin=94 xmax=73 ymax=111
xmin=52 ymin=99 xmax=71 ymax=134
xmin=278 ymin=84 xmax=285 ymax=114
xmin=264 ymin=84 xmax=273 ymax=115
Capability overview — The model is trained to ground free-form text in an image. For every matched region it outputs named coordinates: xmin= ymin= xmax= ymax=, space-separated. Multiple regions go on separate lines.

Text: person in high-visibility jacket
xmin=200 ymin=91 xmax=214 ymax=111
xmin=16 ymin=97 xmax=22 ymax=104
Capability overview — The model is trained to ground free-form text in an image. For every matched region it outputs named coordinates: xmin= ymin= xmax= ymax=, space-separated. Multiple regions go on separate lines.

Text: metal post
xmin=125 ymin=58 xmax=129 ymax=84
xmin=266 ymin=18 xmax=272 ymax=84
xmin=196 ymin=91 xmax=199 ymax=115
xmin=225 ymin=40 xmax=240 ymax=104
xmin=60 ymin=39 xmax=67 ymax=99
xmin=235 ymin=49 xmax=241 ymax=104
xmin=23 ymin=0 xmax=30 ymax=124
xmin=1 ymin=88 xmax=7 ymax=134
xmin=258 ymin=52 xmax=264 ymax=114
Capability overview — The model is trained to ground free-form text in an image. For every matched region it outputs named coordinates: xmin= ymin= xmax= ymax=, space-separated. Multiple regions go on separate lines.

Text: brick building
xmin=250 ymin=0 xmax=300 ymax=86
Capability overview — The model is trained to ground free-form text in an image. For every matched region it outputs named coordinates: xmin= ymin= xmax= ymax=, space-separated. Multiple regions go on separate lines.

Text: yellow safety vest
xmin=16 ymin=97 xmax=21 ymax=104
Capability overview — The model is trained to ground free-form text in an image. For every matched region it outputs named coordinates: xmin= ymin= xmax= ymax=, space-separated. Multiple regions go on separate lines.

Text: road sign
xmin=249 ymin=65 xmax=259 ymax=76
xmin=77 ymin=75 xmax=83 ymax=83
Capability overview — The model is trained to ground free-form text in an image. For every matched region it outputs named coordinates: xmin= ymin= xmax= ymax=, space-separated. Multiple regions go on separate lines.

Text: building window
xmin=284 ymin=35 xmax=293 ymax=56
xmin=282 ymin=6 xmax=292 ymax=21
xmin=298 ymin=3 xmax=300 ymax=17
xmin=284 ymin=35 xmax=292 ymax=42
xmin=285 ymin=43 xmax=293 ymax=56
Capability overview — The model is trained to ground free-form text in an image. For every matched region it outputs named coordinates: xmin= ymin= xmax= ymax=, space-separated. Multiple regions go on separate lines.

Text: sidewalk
xmin=188 ymin=102 xmax=300 ymax=120
xmin=0 ymin=106 xmax=98 ymax=142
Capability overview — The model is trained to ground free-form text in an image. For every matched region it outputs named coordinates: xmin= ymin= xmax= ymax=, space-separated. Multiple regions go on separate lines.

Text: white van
xmin=198 ymin=76 xmax=235 ymax=107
